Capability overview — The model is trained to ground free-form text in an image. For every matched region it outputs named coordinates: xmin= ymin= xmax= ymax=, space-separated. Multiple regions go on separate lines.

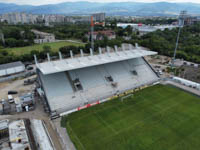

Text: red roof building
xmin=87 ymin=30 xmax=116 ymax=40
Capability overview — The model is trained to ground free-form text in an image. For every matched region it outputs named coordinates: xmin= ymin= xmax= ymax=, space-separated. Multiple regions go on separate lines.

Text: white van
xmin=8 ymin=95 xmax=14 ymax=103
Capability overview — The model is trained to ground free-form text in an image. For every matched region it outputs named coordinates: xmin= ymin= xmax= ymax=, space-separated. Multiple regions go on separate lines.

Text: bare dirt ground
xmin=145 ymin=55 xmax=171 ymax=65
xmin=0 ymin=75 xmax=36 ymax=100
xmin=179 ymin=66 xmax=200 ymax=83
xmin=145 ymin=55 xmax=172 ymax=78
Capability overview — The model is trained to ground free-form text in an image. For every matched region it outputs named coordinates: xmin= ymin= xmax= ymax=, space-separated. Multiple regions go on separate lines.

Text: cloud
xmin=1 ymin=0 xmax=200 ymax=5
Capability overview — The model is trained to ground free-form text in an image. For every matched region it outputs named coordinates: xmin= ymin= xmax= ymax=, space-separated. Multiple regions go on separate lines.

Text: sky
xmin=0 ymin=0 xmax=200 ymax=5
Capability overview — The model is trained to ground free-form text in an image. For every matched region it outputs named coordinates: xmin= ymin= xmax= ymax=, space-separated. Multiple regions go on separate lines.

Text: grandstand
xmin=36 ymin=44 xmax=159 ymax=116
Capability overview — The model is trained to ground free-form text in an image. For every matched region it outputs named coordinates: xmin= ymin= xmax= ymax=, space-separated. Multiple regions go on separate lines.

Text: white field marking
xmin=94 ymin=112 xmax=118 ymax=134
xmin=69 ymin=86 xmax=156 ymax=122
xmin=71 ymin=87 xmax=170 ymax=133
xmin=67 ymin=122 xmax=86 ymax=150
xmin=68 ymin=103 xmax=118 ymax=122
xmin=72 ymin=86 xmax=180 ymax=143
xmin=102 ymin=95 xmax=183 ymax=141
xmin=121 ymin=94 xmax=133 ymax=102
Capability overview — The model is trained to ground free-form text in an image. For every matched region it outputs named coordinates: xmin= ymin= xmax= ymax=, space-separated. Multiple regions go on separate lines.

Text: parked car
xmin=24 ymin=78 xmax=36 ymax=85
xmin=27 ymin=66 xmax=34 ymax=71
xmin=8 ymin=91 xmax=18 ymax=95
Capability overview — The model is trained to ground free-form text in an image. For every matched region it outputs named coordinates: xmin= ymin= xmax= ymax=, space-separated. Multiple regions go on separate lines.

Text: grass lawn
xmin=2 ymin=41 xmax=85 ymax=56
xmin=63 ymin=84 xmax=200 ymax=150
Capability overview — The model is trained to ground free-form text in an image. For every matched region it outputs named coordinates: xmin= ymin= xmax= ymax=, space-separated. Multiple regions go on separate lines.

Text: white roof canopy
xmin=37 ymin=46 xmax=157 ymax=75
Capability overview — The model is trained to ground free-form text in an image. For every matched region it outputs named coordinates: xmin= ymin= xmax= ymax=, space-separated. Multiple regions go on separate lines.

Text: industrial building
xmin=0 ymin=61 xmax=25 ymax=77
xmin=36 ymin=44 xmax=159 ymax=116
xmin=0 ymin=119 xmax=54 ymax=150
xmin=0 ymin=120 xmax=9 ymax=143
xmin=172 ymin=77 xmax=200 ymax=90
xmin=117 ymin=23 xmax=178 ymax=35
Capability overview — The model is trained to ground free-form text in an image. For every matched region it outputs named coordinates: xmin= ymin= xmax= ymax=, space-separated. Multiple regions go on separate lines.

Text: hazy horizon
xmin=1 ymin=0 xmax=200 ymax=6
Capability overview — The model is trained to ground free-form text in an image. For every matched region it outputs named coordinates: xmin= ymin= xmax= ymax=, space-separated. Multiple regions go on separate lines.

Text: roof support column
xmin=47 ymin=53 xmax=50 ymax=62
xmin=58 ymin=51 xmax=62 ymax=60
xmin=70 ymin=50 xmax=73 ymax=58
xmin=80 ymin=49 xmax=84 ymax=57
xmin=90 ymin=48 xmax=93 ymax=56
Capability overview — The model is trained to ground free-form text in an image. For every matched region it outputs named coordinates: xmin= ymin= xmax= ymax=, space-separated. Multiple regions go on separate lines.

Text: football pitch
xmin=63 ymin=84 xmax=200 ymax=150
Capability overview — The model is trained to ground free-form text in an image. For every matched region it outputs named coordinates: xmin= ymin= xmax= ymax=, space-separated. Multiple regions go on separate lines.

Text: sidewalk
xmin=162 ymin=80 xmax=200 ymax=96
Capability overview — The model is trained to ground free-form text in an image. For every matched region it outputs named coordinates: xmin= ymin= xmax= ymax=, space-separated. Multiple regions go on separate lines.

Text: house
xmin=87 ymin=30 xmax=116 ymax=40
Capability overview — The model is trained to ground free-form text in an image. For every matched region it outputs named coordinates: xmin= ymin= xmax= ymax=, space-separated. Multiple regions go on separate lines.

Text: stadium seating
xmin=39 ymin=57 xmax=158 ymax=114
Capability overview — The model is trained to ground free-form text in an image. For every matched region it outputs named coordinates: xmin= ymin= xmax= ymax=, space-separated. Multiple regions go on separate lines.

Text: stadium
xmin=36 ymin=44 xmax=158 ymax=116
xmin=36 ymin=44 xmax=200 ymax=150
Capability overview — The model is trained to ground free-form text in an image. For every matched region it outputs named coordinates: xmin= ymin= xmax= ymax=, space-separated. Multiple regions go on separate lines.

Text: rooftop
xmin=36 ymin=45 xmax=157 ymax=75
xmin=0 ymin=61 xmax=24 ymax=70
xmin=88 ymin=30 xmax=115 ymax=36
xmin=31 ymin=29 xmax=54 ymax=36
xmin=31 ymin=119 xmax=54 ymax=150
xmin=9 ymin=120 xmax=31 ymax=150
xmin=0 ymin=120 xmax=8 ymax=130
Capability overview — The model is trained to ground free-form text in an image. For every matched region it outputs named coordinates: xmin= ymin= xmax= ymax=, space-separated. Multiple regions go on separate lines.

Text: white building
xmin=2 ymin=12 xmax=37 ymax=24
xmin=31 ymin=29 xmax=56 ymax=44
xmin=173 ymin=77 xmax=200 ymax=90
xmin=117 ymin=23 xmax=178 ymax=35
xmin=0 ymin=61 xmax=25 ymax=77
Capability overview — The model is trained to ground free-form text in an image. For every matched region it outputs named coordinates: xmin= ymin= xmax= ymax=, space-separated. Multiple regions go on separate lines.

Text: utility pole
xmin=172 ymin=10 xmax=187 ymax=67
xmin=91 ymin=16 xmax=94 ymax=51
xmin=0 ymin=32 xmax=5 ymax=46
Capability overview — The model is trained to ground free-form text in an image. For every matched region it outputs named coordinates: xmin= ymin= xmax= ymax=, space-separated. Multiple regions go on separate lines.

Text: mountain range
xmin=0 ymin=2 xmax=200 ymax=16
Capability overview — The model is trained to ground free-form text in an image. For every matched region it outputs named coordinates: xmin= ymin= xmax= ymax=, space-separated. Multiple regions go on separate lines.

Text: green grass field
xmin=63 ymin=84 xmax=200 ymax=150
xmin=2 ymin=41 xmax=84 ymax=56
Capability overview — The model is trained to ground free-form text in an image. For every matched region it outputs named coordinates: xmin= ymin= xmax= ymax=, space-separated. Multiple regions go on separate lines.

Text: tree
xmin=59 ymin=46 xmax=70 ymax=55
xmin=125 ymin=25 xmax=133 ymax=36
xmin=82 ymin=36 xmax=88 ymax=43
xmin=30 ymin=50 xmax=40 ymax=57
xmin=43 ymin=45 xmax=52 ymax=53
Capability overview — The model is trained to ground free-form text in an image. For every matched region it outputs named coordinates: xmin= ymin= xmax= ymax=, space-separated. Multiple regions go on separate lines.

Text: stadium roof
xmin=37 ymin=47 xmax=157 ymax=75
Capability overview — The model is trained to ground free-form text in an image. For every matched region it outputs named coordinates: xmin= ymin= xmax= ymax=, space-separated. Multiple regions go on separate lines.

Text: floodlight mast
xmin=172 ymin=10 xmax=187 ymax=67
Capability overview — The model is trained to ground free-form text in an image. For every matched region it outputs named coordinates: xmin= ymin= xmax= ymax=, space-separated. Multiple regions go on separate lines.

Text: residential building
xmin=87 ymin=30 xmax=116 ymax=40
xmin=92 ymin=13 xmax=105 ymax=22
xmin=2 ymin=12 xmax=37 ymax=24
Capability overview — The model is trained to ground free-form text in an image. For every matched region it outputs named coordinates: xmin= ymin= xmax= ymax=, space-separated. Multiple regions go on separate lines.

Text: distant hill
xmin=1 ymin=2 xmax=200 ymax=16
